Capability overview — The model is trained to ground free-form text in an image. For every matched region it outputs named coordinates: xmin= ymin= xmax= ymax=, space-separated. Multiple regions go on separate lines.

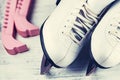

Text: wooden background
xmin=0 ymin=0 xmax=120 ymax=80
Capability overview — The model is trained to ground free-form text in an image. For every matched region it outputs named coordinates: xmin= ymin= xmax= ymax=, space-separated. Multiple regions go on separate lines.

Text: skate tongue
xmin=87 ymin=0 xmax=116 ymax=15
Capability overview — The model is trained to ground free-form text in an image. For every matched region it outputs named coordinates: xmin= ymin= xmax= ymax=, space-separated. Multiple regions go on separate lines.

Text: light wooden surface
xmin=0 ymin=0 xmax=120 ymax=80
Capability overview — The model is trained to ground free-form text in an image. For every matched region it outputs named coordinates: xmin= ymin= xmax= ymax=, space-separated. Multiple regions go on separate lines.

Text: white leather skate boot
xmin=40 ymin=0 xmax=116 ymax=74
xmin=87 ymin=0 xmax=120 ymax=76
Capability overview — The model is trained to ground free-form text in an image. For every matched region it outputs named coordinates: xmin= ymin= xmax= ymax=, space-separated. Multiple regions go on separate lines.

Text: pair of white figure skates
xmin=40 ymin=0 xmax=120 ymax=75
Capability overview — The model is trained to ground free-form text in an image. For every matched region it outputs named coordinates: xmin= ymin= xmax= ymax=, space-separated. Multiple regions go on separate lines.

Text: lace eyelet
xmin=64 ymin=3 xmax=98 ymax=44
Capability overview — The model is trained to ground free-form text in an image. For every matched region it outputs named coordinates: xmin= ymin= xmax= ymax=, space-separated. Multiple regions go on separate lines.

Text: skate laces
xmin=64 ymin=3 xmax=99 ymax=44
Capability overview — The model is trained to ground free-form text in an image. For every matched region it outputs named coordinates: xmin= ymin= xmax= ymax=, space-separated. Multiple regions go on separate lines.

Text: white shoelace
xmin=64 ymin=3 xmax=99 ymax=44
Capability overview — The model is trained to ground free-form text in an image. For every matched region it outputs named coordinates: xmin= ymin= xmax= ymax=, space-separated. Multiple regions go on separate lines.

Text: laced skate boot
xmin=87 ymin=1 xmax=120 ymax=76
xmin=40 ymin=0 xmax=116 ymax=74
